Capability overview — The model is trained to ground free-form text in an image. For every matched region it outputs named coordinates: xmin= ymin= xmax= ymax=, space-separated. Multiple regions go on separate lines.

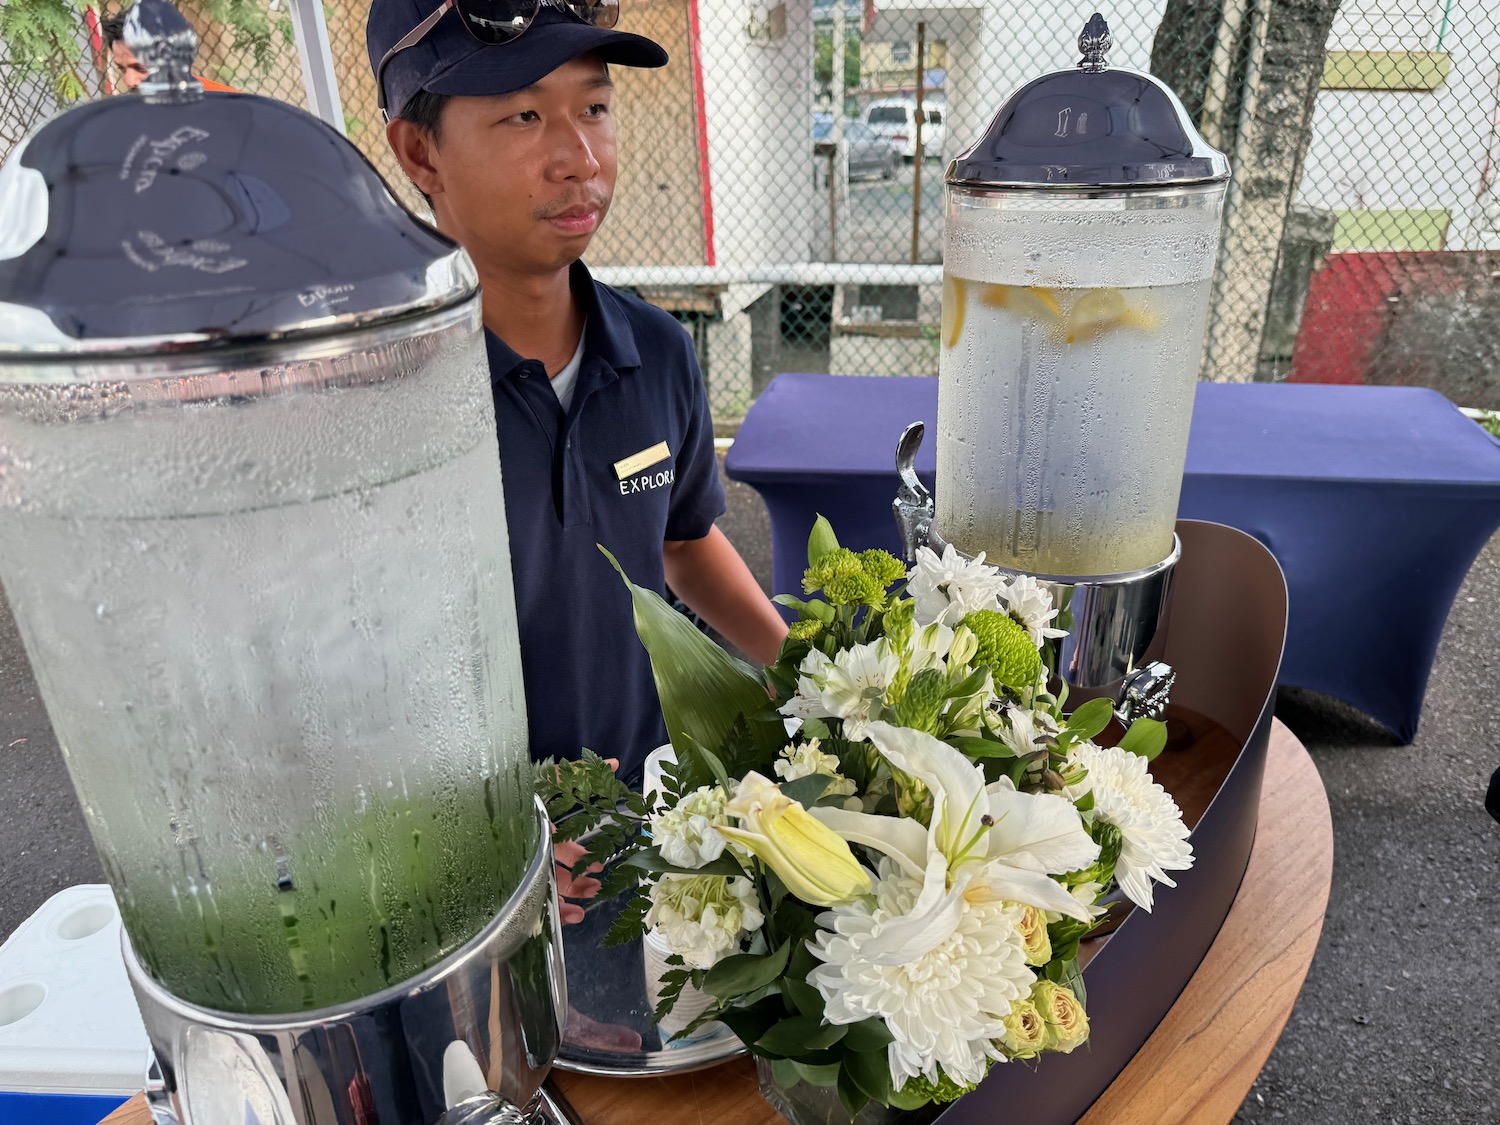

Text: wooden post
xmin=910 ymin=21 xmax=926 ymax=264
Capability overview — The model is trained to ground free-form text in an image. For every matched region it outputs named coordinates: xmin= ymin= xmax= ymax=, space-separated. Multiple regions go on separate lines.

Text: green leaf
xmin=800 ymin=718 xmax=833 ymax=740
xmin=840 ymin=1018 xmax=895 ymax=1053
xmin=600 ymin=546 xmax=782 ymax=761
xmin=1119 ymin=717 xmax=1169 ymax=761
xmin=716 ymin=995 xmax=787 ymax=1047
xmin=773 ymin=593 xmax=811 ymax=611
xmin=843 ymin=1044 xmax=894 ymax=1105
xmin=793 ymin=1061 xmax=842 ymax=1087
xmin=601 ymin=891 xmax=649 ymax=947
xmin=944 ymin=666 xmax=991 ymax=700
xmin=807 ymin=515 xmax=841 ymax=567
xmin=771 ymin=1057 xmax=801 ymax=1089
xmin=948 ymin=735 xmax=1018 ymax=759
xmin=778 ymin=773 xmax=836 ymax=807
xmin=618 ymin=846 xmax=745 ymax=879
xmin=780 ymin=976 xmax=827 ymax=1020
xmin=1066 ymin=697 xmax=1115 ymax=742
xmin=757 ymin=1015 xmax=846 ymax=1055
xmin=701 ymin=941 xmax=791 ymax=1000
xmin=838 ymin=1063 xmax=870 ymax=1119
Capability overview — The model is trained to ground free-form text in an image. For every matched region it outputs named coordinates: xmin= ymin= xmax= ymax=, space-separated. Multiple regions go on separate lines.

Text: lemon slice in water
xmin=980 ymin=283 xmax=1065 ymax=325
xmin=1064 ymin=288 xmax=1160 ymax=343
xmin=942 ymin=275 xmax=968 ymax=349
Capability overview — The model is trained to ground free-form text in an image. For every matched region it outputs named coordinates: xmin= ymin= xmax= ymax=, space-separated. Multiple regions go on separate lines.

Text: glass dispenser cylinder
xmin=935 ymin=11 xmax=1229 ymax=579
xmin=0 ymin=24 xmax=535 ymax=1016
xmin=938 ymin=183 xmax=1224 ymax=576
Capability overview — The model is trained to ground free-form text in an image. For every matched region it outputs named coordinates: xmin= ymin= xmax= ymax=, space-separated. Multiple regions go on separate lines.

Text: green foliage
xmin=1119 ymin=716 xmax=1168 ymax=761
xmin=0 ymin=0 xmax=93 ymax=102
xmin=601 ymin=545 xmax=782 ymax=762
xmin=0 ymin=0 xmax=283 ymax=105
xmin=813 ymin=28 xmax=861 ymax=94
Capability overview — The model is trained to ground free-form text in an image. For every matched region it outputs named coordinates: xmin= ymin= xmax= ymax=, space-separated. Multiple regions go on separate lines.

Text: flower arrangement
xmin=539 ymin=519 xmax=1193 ymax=1121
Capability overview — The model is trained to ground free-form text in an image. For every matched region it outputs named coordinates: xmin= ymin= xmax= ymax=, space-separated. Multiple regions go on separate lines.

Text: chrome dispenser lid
xmin=948 ymin=12 xmax=1229 ymax=189
xmin=0 ymin=0 xmax=474 ymax=357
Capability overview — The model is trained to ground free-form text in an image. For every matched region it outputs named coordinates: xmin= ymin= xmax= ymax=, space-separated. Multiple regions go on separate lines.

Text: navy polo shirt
xmin=486 ymin=262 xmax=726 ymax=783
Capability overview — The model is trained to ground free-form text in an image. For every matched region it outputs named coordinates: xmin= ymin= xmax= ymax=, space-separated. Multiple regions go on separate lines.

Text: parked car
xmin=813 ymin=113 xmax=899 ymax=181
xmin=864 ymin=99 xmax=946 ymax=161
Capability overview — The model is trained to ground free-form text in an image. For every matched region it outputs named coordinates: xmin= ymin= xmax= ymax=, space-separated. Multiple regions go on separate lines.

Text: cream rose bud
xmin=1018 ymin=905 xmax=1053 ymax=966
xmin=1031 ymin=980 xmax=1090 ymax=1053
xmin=651 ymin=785 xmax=730 ymax=869
xmin=720 ymin=772 xmax=871 ymax=907
xmin=999 ymin=997 xmax=1048 ymax=1060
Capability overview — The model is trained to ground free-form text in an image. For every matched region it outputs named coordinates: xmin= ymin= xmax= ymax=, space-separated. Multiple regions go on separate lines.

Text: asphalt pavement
xmin=2 ymin=454 xmax=1497 ymax=1121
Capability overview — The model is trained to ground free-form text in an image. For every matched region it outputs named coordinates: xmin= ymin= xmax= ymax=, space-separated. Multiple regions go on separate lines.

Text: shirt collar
xmin=484 ymin=261 xmax=641 ymax=377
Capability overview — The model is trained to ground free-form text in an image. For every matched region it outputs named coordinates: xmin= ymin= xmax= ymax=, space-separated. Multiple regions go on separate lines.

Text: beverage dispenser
xmin=896 ymin=13 xmax=1229 ymax=716
xmin=0 ymin=1 xmax=564 ymax=1119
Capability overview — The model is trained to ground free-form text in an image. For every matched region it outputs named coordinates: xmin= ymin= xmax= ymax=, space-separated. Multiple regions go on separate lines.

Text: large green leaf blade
xmin=599 ymin=546 xmax=781 ymax=759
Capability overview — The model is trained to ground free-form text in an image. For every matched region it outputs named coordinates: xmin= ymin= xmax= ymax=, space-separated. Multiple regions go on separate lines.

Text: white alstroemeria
xmin=988 ymin=705 xmax=1061 ymax=758
xmin=907 ymin=543 xmax=1010 ymax=628
xmin=778 ymin=647 xmax=836 ymax=728
xmin=775 ymin=738 xmax=857 ymax=798
xmin=905 ymin=619 xmax=956 ymax=675
xmin=650 ymin=784 xmax=731 ymax=869
xmin=810 ymin=857 xmax=1033 ymax=1088
xmin=779 ymin=638 xmax=900 ymax=741
xmin=645 ymin=873 xmax=764 ymax=969
xmin=810 ymin=721 xmax=1100 ymax=968
xmin=1063 ymin=743 xmax=1193 ymax=912
xmin=1001 ymin=574 xmax=1069 ymax=646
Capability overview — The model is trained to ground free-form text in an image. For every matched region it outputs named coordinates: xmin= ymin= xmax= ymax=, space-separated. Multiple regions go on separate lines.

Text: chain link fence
xmin=4 ymin=1 xmax=1497 ymax=421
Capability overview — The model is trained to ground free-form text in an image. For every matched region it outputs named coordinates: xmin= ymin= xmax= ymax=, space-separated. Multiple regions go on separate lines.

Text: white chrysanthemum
xmin=775 ymin=738 xmax=858 ymax=797
xmin=645 ymin=874 xmax=764 ymax=970
xmin=1001 ymin=574 xmax=1068 ymax=646
xmin=1064 ymin=743 xmax=1193 ymax=912
xmin=651 ymin=785 xmax=731 ymax=869
xmin=809 ymin=858 xmax=1034 ymax=1087
xmin=779 ymin=638 xmax=899 ymax=741
xmin=907 ymin=544 xmax=1009 ymax=628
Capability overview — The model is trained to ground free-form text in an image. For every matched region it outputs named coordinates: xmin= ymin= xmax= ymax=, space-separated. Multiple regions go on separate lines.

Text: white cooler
xmin=0 ymin=884 xmax=150 ymax=1123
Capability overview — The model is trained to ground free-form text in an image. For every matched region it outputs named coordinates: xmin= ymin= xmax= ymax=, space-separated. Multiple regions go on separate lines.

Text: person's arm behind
xmin=663 ymin=527 xmax=788 ymax=667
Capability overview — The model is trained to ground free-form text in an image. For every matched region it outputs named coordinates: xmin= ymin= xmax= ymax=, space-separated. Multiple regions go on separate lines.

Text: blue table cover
xmin=725 ymin=374 xmax=1500 ymax=742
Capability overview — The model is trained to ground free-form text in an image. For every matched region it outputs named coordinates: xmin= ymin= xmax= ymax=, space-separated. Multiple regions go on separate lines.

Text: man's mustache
xmin=533 ymin=189 xmax=611 ymax=221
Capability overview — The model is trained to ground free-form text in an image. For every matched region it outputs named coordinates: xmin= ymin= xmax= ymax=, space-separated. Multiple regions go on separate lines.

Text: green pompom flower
xmin=786 ymin=618 xmax=824 ymax=642
xmin=898 ymin=1064 xmax=984 ymax=1104
xmin=889 ymin=667 xmax=946 ymax=733
xmin=802 ymin=548 xmax=905 ymax=610
xmin=858 ymin=548 xmax=907 ymax=587
xmin=961 ymin=609 xmax=1043 ymax=692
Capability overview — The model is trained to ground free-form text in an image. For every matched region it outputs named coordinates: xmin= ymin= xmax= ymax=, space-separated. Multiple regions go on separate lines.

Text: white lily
xmin=811 ymin=721 xmax=1100 ymax=965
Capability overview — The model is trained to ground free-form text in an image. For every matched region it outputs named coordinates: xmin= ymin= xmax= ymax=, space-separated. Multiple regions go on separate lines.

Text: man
xmin=100 ymin=10 xmax=236 ymax=92
xmin=366 ymin=0 xmax=789 ymax=787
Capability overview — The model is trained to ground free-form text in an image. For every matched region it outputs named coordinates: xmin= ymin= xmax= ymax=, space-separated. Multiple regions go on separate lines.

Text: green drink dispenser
xmin=0 ymin=2 xmax=562 ymax=1120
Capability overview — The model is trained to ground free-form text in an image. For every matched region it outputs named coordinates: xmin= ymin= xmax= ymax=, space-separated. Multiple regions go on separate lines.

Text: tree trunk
xmin=1149 ymin=0 xmax=1227 ymax=126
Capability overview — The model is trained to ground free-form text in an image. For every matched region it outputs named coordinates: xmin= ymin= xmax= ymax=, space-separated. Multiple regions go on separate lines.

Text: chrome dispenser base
xmin=128 ymin=797 xmax=569 ymax=1125
xmin=894 ymin=421 xmax=1177 ymax=717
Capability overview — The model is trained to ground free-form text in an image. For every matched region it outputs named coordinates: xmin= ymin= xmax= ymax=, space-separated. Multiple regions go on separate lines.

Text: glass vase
xmin=755 ymin=1058 xmax=944 ymax=1125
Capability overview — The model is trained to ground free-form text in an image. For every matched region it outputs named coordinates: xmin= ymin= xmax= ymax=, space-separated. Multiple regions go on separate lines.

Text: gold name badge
xmin=613 ymin=441 xmax=671 ymax=480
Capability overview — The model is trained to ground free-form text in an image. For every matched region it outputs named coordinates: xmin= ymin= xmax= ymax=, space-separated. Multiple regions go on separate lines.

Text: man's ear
xmin=386 ymin=118 xmax=443 ymax=199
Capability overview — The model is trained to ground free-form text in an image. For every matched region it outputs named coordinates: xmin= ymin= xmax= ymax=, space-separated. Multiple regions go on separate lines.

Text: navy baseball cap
xmin=368 ymin=0 xmax=668 ymax=120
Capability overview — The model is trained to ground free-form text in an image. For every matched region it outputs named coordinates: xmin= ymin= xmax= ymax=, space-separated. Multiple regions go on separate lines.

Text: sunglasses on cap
xmin=376 ymin=0 xmax=620 ymax=116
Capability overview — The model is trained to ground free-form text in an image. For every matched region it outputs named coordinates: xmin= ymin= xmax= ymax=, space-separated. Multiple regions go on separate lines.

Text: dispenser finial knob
xmin=125 ymin=0 xmax=204 ymax=103
xmin=1078 ymin=12 xmax=1112 ymax=72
